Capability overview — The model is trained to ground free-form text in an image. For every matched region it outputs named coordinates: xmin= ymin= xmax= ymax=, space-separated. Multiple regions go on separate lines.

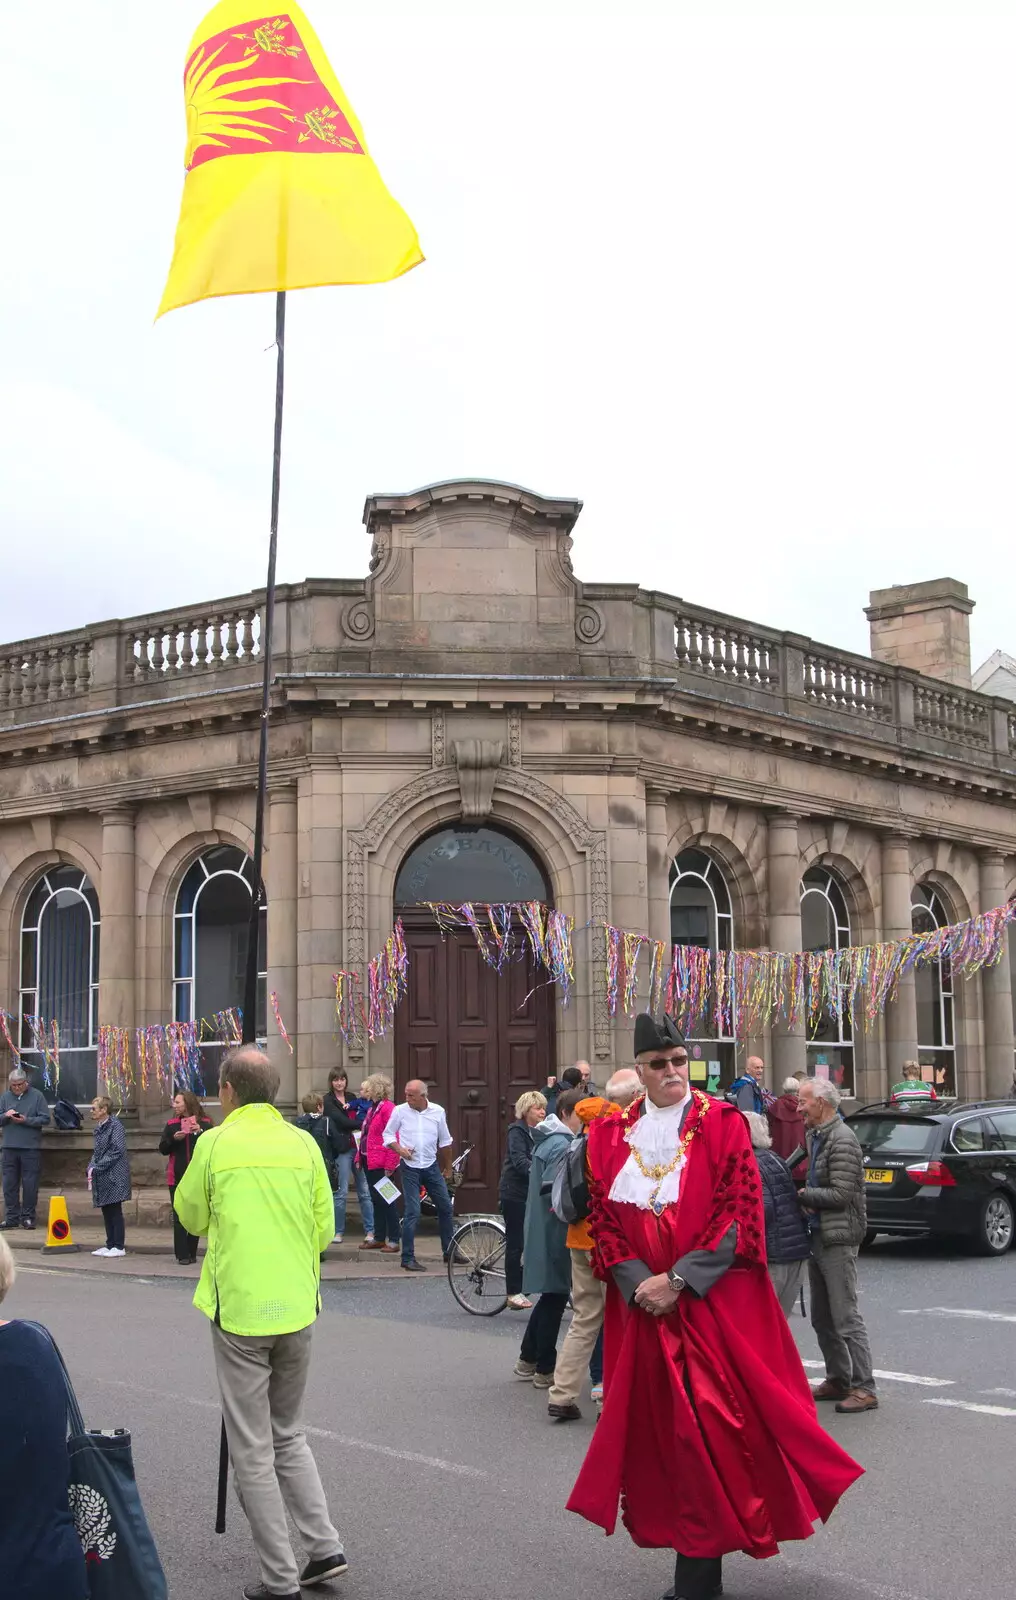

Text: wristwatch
xmin=666 ymin=1267 xmax=686 ymax=1294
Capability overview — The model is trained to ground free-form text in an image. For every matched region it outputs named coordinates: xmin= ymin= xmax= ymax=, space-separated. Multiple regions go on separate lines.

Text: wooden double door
xmin=394 ymin=917 xmax=557 ymax=1214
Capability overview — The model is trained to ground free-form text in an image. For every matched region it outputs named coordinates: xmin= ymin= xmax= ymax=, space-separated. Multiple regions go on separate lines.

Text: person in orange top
xmin=547 ymin=1071 xmax=640 ymax=1422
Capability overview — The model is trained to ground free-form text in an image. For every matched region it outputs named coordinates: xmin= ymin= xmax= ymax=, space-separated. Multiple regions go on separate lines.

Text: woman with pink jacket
xmin=359 ymin=1074 xmax=401 ymax=1252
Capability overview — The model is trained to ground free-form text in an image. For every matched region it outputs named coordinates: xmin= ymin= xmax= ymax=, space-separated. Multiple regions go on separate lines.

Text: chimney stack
xmin=864 ymin=578 xmax=974 ymax=688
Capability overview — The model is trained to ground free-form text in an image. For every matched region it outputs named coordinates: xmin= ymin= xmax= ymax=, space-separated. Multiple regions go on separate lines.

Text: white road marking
xmin=925 ymin=1397 xmax=1016 ymax=1418
xmin=800 ymin=1358 xmax=952 ymax=1388
xmin=981 ymin=1387 xmax=1016 ymax=1398
xmin=899 ymin=1306 xmax=1016 ymax=1323
xmin=88 ymin=1376 xmax=487 ymax=1477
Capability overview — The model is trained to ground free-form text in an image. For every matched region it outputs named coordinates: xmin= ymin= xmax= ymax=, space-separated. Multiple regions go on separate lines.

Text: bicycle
xmin=446 ymin=1213 xmax=509 ymax=1316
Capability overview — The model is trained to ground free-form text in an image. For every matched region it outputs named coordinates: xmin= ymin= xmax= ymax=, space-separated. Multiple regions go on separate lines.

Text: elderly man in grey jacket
xmin=796 ymin=1077 xmax=877 ymax=1415
xmin=0 ymin=1067 xmax=51 ymax=1230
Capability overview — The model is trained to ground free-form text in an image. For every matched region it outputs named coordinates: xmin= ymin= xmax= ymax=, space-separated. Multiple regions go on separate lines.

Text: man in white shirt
xmin=383 ymin=1080 xmax=455 ymax=1272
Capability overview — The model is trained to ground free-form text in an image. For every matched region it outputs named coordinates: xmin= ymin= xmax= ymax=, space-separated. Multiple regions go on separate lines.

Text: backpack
xmin=52 ymin=1098 xmax=82 ymax=1130
xmin=726 ymin=1076 xmax=767 ymax=1115
xmin=551 ymin=1133 xmax=590 ymax=1225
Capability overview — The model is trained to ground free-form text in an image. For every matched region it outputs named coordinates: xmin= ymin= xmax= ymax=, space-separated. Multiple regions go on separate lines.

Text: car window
xmin=950 ymin=1117 xmax=986 ymax=1153
xmin=849 ymin=1118 xmax=939 ymax=1155
xmin=986 ymin=1110 xmax=1016 ymax=1151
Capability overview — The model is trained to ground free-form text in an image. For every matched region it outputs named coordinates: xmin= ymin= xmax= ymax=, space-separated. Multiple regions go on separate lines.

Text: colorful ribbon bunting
xmin=605 ymin=899 xmax=1016 ymax=1034
xmin=424 ymin=901 xmax=575 ymax=1002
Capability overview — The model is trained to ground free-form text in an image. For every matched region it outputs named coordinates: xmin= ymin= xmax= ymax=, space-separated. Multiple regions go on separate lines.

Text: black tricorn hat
xmin=633 ymin=1013 xmax=686 ymax=1057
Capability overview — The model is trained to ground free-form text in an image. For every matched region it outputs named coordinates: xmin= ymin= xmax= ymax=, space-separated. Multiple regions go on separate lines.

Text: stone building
xmin=2 ymin=480 xmax=1015 ymax=1210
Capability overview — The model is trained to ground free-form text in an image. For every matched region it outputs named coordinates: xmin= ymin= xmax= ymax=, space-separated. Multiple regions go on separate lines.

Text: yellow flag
xmin=158 ymin=5 xmax=423 ymax=316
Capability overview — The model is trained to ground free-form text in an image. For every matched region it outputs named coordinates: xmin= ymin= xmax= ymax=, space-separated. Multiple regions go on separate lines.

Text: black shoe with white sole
xmin=299 ymin=1552 xmax=349 ymax=1586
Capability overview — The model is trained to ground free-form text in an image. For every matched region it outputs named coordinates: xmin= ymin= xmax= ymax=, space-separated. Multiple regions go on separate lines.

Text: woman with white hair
xmin=767 ymin=1075 xmax=807 ymax=1176
xmin=498 ymin=1090 xmax=547 ymax=1310
xmin=744 ymin=1111 xmax=811 ymax=1317
xmin=0 ymin=1234 xmax=88 ymax=1598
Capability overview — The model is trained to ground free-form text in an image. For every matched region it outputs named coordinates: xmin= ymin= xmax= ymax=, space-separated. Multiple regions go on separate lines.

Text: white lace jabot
xmin=608 ymin=1088 xmax=693 ymax=1212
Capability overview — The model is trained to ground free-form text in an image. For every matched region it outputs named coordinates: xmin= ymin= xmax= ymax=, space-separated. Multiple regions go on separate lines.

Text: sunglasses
xmin=641 ymin=1054 xmax=689 ymax=1071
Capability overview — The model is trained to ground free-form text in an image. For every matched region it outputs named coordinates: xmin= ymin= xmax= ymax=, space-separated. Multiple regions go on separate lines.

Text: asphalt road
xmin=6 ymin=1238 xmax=1015 ymax=1600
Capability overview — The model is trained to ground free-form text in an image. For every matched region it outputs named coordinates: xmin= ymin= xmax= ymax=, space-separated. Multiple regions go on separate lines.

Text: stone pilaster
xmin=98 ymin=809 xmax=137 ymax=1102
xmin=265 ymin=784 xmax=298 ymax=1107
xmin=644 ymin=788 xmax=672 ymax=949
xmin=979 ymin=851 xmax=1015 ymax=1099
xmin=881 ymin=834 xmax=919 ymax=1081
xmin=767 ymin=813 xmax=805 ymax=1081
xmin=296 ymin=765 xmax=343 ymax=1100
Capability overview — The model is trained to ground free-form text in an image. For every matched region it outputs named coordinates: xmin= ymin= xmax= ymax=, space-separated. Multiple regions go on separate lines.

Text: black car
xmin=846 ymin=1100 xmax=1016 ymax=1256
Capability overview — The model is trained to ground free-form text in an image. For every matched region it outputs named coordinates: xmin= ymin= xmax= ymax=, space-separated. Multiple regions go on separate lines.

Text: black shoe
xmin=242 ymin=1584 xmax=300 ymax=1599
xmin=548 ymin=1402 xmax=582 ymax=1422
xmin=20 ymin=1219 xmax=35 ymax=1230
xmin=0 ymin=1220 xmax=20 ymax=1230
xmin=401 ymin=1259 xmax=427 ymax=1273
xmin=299 ymin=1552 xmax=349 ymax=1586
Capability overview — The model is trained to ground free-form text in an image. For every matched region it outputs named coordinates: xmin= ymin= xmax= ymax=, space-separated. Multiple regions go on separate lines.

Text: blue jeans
xmin=333 ymin=1150 xmax=375 ymax=1237
xmin=400 ymin=1161 xmax=454 ymax=1264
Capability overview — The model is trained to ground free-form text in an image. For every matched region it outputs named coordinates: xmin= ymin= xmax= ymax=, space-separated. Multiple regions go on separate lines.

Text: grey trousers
xmin=211 ymin=1322 xmax=341 ymax=1595
xmin=808 ymin=1237 xmax=875 ymax=1392
xmin=768 ymin=1258 xmax=806 ymax=1317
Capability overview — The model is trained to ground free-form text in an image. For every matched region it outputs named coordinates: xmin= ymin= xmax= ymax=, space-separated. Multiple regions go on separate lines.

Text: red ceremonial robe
xmin=567 ymin=1091 xmax=863 ymax=1560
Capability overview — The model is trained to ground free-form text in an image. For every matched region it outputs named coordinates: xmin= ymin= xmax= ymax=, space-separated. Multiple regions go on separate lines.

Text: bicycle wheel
xmin=447 ymin=1218 xmax=508 ymax=1316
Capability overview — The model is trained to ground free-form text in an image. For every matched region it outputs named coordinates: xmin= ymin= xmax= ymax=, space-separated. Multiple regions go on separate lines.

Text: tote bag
xmin=24 ymin=1322 xmax=168 ymax=1600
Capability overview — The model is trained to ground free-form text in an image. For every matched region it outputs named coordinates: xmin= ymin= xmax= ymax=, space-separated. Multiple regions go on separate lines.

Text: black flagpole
xmin=221 ymin=290 xmax=286 ymax=1535
xmin=242 ymin=287 xmax=286 ymax=1044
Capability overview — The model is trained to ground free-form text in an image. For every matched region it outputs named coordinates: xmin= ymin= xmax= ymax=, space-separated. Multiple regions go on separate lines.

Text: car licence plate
xmin=864 ymin=1169 xmax=893 ymax=1183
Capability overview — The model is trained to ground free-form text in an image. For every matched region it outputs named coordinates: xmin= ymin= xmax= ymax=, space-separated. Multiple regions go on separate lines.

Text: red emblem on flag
xmin=185 ymin=14 xmax=363 ymax=171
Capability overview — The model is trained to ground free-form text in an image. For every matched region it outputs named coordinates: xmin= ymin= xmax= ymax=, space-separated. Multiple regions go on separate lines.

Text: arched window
xmin=174 ymin=847 xmax=266 ymax=1077
xmin=912 ymin=883 xmax=955 ymax=1096
xmin=800 ymin=867 xmax=854 ymax=1096
xmin=394 ymin=825 xmax=549 ymax=905
xmin=19 ymin=865 xmax=100 ymax=1103
xmin=669 ymin=848 xmax=735 ymax=1085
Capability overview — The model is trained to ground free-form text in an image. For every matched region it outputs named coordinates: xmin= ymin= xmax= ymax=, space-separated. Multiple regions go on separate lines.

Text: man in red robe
xmin=567 ymin=1014 xmax=863 ymax=1600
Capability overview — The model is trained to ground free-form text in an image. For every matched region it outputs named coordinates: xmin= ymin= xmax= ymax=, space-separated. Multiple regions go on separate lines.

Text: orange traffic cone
xmin=42 ymin=1194 xmax=80 ymax=1253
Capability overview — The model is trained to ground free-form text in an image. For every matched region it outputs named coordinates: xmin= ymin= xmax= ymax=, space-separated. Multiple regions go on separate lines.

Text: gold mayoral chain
xmin=629 ymin=1093 xmax=709 ymax=1216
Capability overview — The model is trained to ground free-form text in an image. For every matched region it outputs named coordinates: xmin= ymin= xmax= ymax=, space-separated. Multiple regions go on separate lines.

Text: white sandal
xmin=508 ymin=1294 xmax=533 ymax=1309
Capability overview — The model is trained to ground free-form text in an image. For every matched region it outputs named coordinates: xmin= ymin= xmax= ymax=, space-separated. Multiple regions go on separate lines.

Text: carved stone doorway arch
xmin=344 ymin=768 xmax=609 ymax=1208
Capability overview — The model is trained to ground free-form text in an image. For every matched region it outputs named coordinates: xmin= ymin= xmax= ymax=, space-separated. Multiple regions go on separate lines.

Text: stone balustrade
xmin=913 ymin=681 xmax=991 ymax=749
xmin=642 ymin=593 xmax=1016 ymax=772
xmin=0 ymin=636 xmax=92 ymax=710
xmin=673 ymin=612 xmax=778 ymax=687
xmin=0 ymin=582 xmax=1014 ymax=781
xmin=124 ymin=602 xmax=262 ymax=681
xmin=801 ymin=649 xmax=892 ymax=721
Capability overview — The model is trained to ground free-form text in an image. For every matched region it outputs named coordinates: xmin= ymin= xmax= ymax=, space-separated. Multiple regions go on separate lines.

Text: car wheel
xmin=974 ymin=1193 xmax=1015 ymax=1256
xmin=860 ymin=1230 xmax=878 ymax=1250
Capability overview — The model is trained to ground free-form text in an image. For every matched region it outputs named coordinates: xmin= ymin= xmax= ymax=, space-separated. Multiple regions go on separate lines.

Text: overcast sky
xmin=3 ymin=0 xmax=1013 ymax=667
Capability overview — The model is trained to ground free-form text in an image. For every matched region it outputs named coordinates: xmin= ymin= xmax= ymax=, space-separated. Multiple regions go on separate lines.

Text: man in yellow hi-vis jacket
xmin=175 ymin=1046 xmax=344 ymax=1600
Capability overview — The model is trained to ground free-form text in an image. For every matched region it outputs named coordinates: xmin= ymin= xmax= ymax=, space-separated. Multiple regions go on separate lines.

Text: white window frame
xmin=19 ymin=866 xmax=100 ymax=1098
xmin=912 ymin=882 xmax=955 ymax=1093
xmin=173 ymin=850 xmax=266 ymax=1047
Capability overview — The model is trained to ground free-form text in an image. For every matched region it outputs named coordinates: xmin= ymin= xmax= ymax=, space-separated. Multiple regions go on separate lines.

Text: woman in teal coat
xmin=513 ymin=1089 xmax=584 ymax=1385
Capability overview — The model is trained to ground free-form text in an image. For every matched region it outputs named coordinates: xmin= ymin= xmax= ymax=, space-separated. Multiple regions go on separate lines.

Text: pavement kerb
xmin=5 ymin=1227 xmax=441 ymax=1261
